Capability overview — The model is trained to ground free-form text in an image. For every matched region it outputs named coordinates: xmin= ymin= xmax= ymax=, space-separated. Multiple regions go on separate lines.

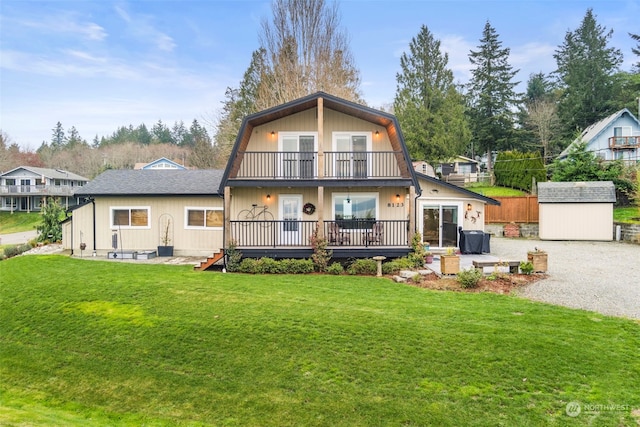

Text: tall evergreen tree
xmin=554 ymin=8 xmax=622 ymax=142
xmin=630 ymin=32 xmax=640 ymax=72
xmin=393 ymin=25 xmax=469 ymax=163
xmin=66 ymin=126 xmax=87 ymax=148
xmin=51 ymin=122 xmax=66 ymax=151
xmin=466 ymin=21 xmax=520 ymax=171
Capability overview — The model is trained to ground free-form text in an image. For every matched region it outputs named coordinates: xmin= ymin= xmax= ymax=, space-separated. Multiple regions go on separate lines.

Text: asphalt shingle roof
xmin=75 ymin=169 xmax=224 ymax=196
xmin=1 ymin=166 xmax=89 ymax=181
xmin=537 ymin=181 xmax=616 ymax=203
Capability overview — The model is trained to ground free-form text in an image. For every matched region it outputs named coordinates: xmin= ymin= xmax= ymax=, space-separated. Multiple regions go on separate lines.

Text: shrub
xmin=408 ymin=232 xmax=426 ymax=267
xmin=225 ymin=241 xmax=243 ymax=272
xmin=236 ymin=257 xmax=313 ymax=274
xmin=280 ymin=258 xmax=314 ymax=274
xmin=238 ymin=258 xmax=259 ymax=274
xmin=1 ymin=244 xmax=32 ymax=260
xmin=36 ymin=198 xmax=65 ymax=243
xmin=326 ymin=262 xmax=344 ymax=275
xmin=457 ymin=268 xmax=483 ymax=289
xmin=310 ymin=226 xmax=332 ymax=272
xmin=382 ymin=257 xmax=416 ymax=274
xmin=258 ymin=257 xmax=281 ymax=274
xmin=347 ymin=258 xmax=377 ymax=275
xmin=519 ymin=261 xmax=534 ymax=275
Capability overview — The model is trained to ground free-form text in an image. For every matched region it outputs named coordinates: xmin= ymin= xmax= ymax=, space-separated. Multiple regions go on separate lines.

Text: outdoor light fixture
xmin=271 ymin=131 xmax=275 ymax=137
xmin=267 ymin=194 xmax=271 ymax=201
xmin=375 ymin=130 xmax=380 ymax=136
xmin=396 ymin=194 xmax=400 ymax=202
xmin=467 ymin=203 xmax=472 ymax=211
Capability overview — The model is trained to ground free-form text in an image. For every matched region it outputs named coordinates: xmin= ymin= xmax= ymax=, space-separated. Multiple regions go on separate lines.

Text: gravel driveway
xmin=489 ymin=237 xmax=640 ymax=320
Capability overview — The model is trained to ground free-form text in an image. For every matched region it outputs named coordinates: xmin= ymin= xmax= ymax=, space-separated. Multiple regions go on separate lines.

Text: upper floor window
xmin=111 ymin=206 xmax=150 ymax=229
xmin=278 ymin=132 xmax=317 ymax=179
xmin=185 ymin=207 xmax=223 ymax=229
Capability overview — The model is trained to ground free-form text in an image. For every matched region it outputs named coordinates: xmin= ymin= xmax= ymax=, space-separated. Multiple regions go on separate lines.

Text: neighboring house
xmin=63 ymin=169 xmax=224 ymax=257
xmin=558 ymin=108 xmax=640 ymax=164
xmin=416 ymin=172 xmax=500 ymax=249
xmin=538 ymin=181 xmax=616 ymax=241
xmin=0 ymin=166 xmax=89 ymax=212
xmin=435 ymin=155 xmax=480 ymax=185
xmin=134 ymin=157 xmax=187 ymax=170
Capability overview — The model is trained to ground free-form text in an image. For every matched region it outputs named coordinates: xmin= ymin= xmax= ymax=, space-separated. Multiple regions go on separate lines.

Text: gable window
xmin=185 ymin=207 xmax=223 ymax=229
xmin=279 ymin=132 xmax=317 ymax=178
xmin=333 ymin=132 xmax=372 ymax=178
xmin=111 ymin=207 xmax=150 ymax=228
xmin=333 ymin=192 xmax=378 ymax=229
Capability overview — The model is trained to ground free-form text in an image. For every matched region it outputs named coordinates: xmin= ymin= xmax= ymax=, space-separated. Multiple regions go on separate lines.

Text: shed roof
xmin=537 ymin=181 xmax=616 ymax=203
xmin=75 ymin=169 xmax=224 ymax=196
xmin=415 ymin=172 xmax=501 ymax=205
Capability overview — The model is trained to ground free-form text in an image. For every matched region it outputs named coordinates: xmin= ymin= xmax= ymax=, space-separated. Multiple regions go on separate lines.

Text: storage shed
xmin=538 ymin=181 xmax=616 ymax=241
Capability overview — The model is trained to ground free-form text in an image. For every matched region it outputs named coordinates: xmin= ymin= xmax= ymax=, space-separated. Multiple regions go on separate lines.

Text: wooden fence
xmin=485 ymin=196 xmax=539 ymax=223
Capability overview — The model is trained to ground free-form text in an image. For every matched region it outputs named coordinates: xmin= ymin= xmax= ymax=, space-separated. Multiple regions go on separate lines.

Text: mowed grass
xmin=614 ymin=206 xmax=640 ymax=223
xmin=1 ymin=256 xmax=639 ymax=426
xmin=465 ymin=184 xmax=528 ymax=197
xmin=0 ymin=211 xmax=41 ymax=234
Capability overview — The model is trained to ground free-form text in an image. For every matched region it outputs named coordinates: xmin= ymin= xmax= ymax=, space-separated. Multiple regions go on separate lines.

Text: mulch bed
xmin=406 ymin=272 xmax=547 ymax=295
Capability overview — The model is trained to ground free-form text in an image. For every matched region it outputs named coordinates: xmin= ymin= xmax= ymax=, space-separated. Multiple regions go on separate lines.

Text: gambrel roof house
xmin=0 ymin=166 xmax=89 ymax=212
xmin=559 ymin=108 xmax=640 ymax=164
xmin=134 ymin=157 xmax=187 ymax=170
xmin=63 ymin=92 xmax=499 ymax=264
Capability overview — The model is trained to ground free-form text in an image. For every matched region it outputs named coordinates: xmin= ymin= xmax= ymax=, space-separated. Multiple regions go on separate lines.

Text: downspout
xmin=90 ymin=196 xmax=96 ymax=256
xmin=216 ymin=193 xmax=226 ymax=270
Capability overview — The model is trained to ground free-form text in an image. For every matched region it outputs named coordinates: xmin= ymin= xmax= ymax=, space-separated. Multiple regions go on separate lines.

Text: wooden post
xmin=408 ymin=185 xmax=416 ymax=244
xmin=317 ymin=186 xmax=324 ymax=238
xmin=224 ymin=186 xmax=231 ymax=246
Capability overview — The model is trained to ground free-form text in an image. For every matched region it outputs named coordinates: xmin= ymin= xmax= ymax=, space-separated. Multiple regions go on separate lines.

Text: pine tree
xmin=630 ymin=32 xmax=640 ymax=72
xmin=554 ymin=8 xmax=622 ymax=142
xmin=466 ymin=21 xmax=520 ymax=171
xmin=51 ymin=122 xmax=66 ymax=151
xmin=393 ymin=25 xmax=469 ymax=163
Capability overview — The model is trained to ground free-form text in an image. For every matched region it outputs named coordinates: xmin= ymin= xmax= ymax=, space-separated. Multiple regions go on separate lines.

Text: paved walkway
xmin=0 ymin=230 xmax=38 ymax=245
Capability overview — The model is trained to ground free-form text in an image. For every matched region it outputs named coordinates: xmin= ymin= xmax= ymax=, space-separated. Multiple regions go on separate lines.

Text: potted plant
xmin=440 ymin=247 xmax=460 ymax=274
xmin=157 ymin=216 xmax=174 ymax=257
xmin=425 ymin=251 xmax=434 ymax=264
xmin=527 ymin=247 xmax=547 ymax=272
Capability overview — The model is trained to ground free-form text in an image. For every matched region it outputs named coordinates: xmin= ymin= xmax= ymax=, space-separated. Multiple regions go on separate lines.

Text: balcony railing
xmin=0 ymin=184 xmax=78 ymax=196
xmin=609 ymin=136 xmax=640 ymax=150
xmin=234 ymin=151 xmax=403 ymax=179
xmin=230 ymin=219 xmax=409 ymax=248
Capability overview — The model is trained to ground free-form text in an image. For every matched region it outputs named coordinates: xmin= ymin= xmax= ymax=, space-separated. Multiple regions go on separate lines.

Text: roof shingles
xmin=538 ymin=181 xmax=616 ymax=203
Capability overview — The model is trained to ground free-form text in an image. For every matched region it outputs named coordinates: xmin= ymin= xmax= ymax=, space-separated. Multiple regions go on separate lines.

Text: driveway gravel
xmin=489 ymin=237 xmax=640 ymax=320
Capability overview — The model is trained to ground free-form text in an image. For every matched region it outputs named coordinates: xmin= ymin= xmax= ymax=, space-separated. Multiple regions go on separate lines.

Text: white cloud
xmin=15 ymin=14 xmax=107 ymax=41
xmin=113 ymin=4 xmax=176 ymax=52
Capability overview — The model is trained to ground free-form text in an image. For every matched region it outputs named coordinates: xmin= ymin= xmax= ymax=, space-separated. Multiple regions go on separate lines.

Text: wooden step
xmin=194 ymin=250 xmax=225 ymax=271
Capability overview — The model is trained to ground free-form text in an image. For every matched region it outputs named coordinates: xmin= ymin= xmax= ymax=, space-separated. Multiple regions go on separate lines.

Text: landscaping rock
xmin=393 ymin=275 xmax=407 ymax=283
xmin=399 ymin=270 xmax=420 ymax=279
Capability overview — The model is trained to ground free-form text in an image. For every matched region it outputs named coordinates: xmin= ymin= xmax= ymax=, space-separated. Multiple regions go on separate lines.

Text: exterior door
xmin=279 ymin=195 xmax=302 ymax=245
xmin=282 ymin=135 xmax=315 ymax=178
xmin=421 ymin=204 xmax=460 ymax=248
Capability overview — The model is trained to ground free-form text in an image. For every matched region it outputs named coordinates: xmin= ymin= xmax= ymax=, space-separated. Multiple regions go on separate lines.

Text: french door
xmin=281 ymin=134 xmax=315 ymax=178
xmin=421 ymin=203 xmax=461 ymax=248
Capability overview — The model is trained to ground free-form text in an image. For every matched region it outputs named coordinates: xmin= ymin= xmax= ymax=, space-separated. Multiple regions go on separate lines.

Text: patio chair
xmin=328 ymin=222 xmax=350 ymax=245
xmin=363 ymin=222 xmax=384 ymax=246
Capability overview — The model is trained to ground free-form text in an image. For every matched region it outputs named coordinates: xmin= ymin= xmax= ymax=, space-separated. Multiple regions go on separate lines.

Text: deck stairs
xmin=194 ymin=250 xmax=225 ymax=271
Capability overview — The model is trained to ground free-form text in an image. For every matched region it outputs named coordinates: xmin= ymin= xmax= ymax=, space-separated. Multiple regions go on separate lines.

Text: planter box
xmin=440 ymin=255 xmax=460 ymax=275
xmin=157 ymin=246 xmax=174 ymax=257
xmin=137 ymin=250 xmax=157 ymax=260
xmin=107 ymin=251 xmax=137 ymax=259
xmin=527 ymin=252 xmax=547 ymax=273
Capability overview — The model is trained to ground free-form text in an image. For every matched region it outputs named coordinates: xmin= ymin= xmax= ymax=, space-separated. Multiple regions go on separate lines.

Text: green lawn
xmin=1 ymin=256 xmax=639 ymax=426
xmin=465 ymin=184 xmax=528 ymax=197
xmin=614 ymin=206 xmax=640 ymax=223
xmin=0 ymin=211 xmax=41 ymax=234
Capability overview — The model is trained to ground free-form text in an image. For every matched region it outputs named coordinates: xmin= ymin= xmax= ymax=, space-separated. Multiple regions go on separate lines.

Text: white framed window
xmin=332 ymin=192 xmax=378 ymax=229
xmin=332 ymin=132 xmax=372 ymax=177
xmin=110 ymin=206 xmax=150 ymax=229
xmin=278 ymin=132 xmax=318 ymax=178
xmin=185 ymin=207 xmax=223 ymax=229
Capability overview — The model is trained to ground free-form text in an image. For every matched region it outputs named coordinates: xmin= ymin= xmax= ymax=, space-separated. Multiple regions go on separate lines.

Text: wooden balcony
xmin=230 ymin=219 xmax=409 ymax=248
xmin=0 ymin=184 xmax=77 ymax=197
xmin=233 ymin=151 xmax=404 ymax=179
xmin=609 ymin=136 xmax=640 ymax=150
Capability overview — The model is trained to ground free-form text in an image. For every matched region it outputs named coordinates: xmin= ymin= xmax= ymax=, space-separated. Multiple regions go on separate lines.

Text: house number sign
xmin=387 ymin=202 xmax=404 ymax=208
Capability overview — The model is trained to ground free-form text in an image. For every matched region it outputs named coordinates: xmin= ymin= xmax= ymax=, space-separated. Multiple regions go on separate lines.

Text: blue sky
xmin=1 ymin=0 xmax=638 ymax=150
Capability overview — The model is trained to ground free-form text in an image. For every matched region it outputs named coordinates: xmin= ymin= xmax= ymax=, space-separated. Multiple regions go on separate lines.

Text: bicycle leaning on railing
xmin=237 ymin=204 xmax=274 ymax=227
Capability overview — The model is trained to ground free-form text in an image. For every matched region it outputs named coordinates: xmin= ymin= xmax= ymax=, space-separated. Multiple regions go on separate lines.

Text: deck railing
xmin=609 ymin=136 xmax=640 ymax=149
xmin=233 ymin=151 xmax=403 ymax=179
xmin=0 ymin=184 xmax=77 ymax=196
xmin=230 ymin=219 xmax=409 ymax=248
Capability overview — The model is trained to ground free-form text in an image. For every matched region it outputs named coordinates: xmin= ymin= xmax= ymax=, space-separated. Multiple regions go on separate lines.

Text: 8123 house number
xmin=387 ymin=202 xmax=404 ymax=208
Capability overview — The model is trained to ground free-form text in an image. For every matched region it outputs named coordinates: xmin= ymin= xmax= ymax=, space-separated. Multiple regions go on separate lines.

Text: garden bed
xmin=406 ymin=272 xmax=546 ymax=294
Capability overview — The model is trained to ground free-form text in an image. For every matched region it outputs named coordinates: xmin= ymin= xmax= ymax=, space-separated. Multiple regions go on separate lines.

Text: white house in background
xmin=558 ymin=108 xmax=640 ymax=164
xmin=0 ymin=166 xmax=89 ymax=212
xmin=134 ymin=157 xmax=187 ymax=170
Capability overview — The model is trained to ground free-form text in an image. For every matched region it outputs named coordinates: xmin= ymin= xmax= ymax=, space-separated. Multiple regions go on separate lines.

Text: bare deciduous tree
xmin=526 ymin=99 xmax=559 ymax=164
xmin=256 ymin=0 xmax=362 ymax=110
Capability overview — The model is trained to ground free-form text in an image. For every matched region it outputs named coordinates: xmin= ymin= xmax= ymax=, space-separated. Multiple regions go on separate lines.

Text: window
xmin=186 ymin=207 xmax=223 ymax=229
xmin=279 ymin=132 xmax=317 ymax=178
xmin=111 ymin=207 xmax=150 ymax=228
xmin=333 ymin=132 xmax=372 ymax=177
xmin=333 ymin=193 xmax=378 ymax=229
